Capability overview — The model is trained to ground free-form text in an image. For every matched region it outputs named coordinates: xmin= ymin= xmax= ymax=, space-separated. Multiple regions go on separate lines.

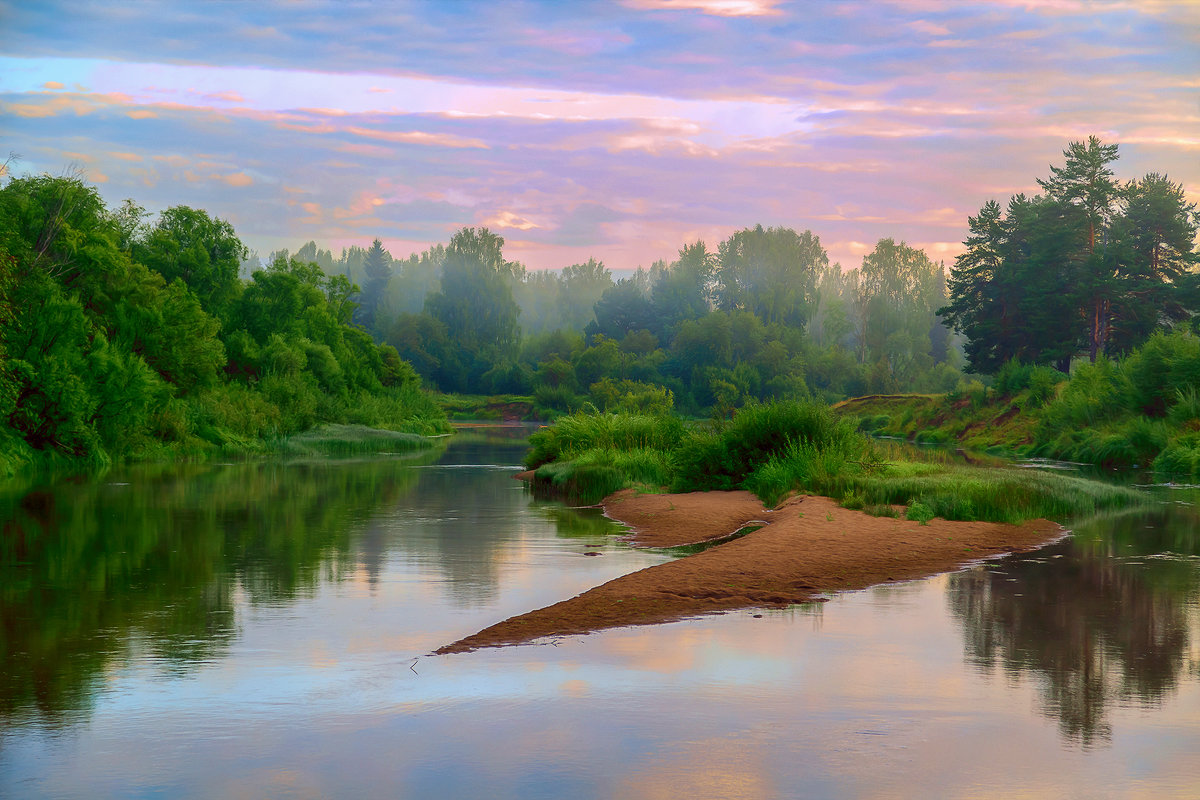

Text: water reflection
xmin=0 ymin=450 xmax=448 ymax=726
xmin=0 ymin=430 xmax=642 ymax=732
xmin=948 ymin=505 xmax=1200 ymax=747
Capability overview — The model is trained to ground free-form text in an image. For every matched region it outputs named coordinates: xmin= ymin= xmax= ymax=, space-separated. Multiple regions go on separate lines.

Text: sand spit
xmin=435 ymin=491 xmax=1061 ymax=654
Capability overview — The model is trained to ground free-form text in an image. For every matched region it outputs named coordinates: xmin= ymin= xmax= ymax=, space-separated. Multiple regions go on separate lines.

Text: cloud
xmin=201 ymin=90 xmax=244 ymax=103
xmin=41 ymin=80 xmax=64 ymax=89
xmin=482 ymin=210 xmax=541 ymax=231
xmin=622 ymin=0 xmax=783 ymax=16
xmin=1 ymin=1 xmax=1195 ymax=278
xmin=343 ymin=126 xmax=489 ymax=150
xmin=906 ymin=19 xmax=952 ymax=36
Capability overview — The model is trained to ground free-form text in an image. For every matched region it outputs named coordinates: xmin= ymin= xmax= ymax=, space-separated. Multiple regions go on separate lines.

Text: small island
xmin=437 ymin=399 xmax=1139 ymax=654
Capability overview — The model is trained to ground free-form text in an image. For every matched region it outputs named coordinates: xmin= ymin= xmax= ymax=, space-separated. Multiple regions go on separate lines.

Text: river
xmin=2 ymin=427 xmax=1199 ymax=798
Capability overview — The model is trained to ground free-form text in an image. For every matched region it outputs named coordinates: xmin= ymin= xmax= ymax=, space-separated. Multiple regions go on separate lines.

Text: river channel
xmin=2 ymin=427 xmax=1199 ymax=798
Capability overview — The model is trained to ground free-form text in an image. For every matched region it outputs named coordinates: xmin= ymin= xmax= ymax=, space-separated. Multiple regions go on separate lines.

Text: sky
xmin=1 ymin=0 xmax=1197 ymax=272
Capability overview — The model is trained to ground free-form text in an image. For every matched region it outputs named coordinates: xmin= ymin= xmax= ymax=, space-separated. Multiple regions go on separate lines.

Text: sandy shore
xmin=434 ymin=490 xmax=1062 ymax=655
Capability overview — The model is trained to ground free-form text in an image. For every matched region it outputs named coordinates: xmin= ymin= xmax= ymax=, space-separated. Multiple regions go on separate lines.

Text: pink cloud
xmin=906 ymin=19 xmax=952 ymax=36
xmin=344 ymin=126 xmax=489 ymax=149
xmin=622 ymin=0 xmax=783 ymax=16
xmin=481 ymin=210 xmax=541 ymax=230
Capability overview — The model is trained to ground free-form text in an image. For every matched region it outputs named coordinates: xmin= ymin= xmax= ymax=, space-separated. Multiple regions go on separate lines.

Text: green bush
xmin=676 ymin=400 xmax=858 ymax=492
xmin=905 ymin=500 xmax=935 ymax=524
xmin=1154 ymin=435 xmax=1200 ymax=481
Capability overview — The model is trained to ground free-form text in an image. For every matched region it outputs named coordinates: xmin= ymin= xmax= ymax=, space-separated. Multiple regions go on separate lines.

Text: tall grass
xmin=526 ymin=399 xmax=1145 ymax=521
xmin=673 ymin=400 xmax=860 ymax=493
xmin=525 ymin=411 xmax=687 ymax=468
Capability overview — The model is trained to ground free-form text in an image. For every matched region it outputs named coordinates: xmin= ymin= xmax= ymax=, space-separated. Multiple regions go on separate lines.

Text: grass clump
xmin=840 ymin=489 xmax=866 ymax=510
xmin=864 ymin=504 xmax=901 ymax=518
xmin=905 ymin=501 xmax=935 ymax=525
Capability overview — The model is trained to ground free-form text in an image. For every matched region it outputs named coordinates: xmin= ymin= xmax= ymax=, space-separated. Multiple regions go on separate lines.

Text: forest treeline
xmin=283 ymin=219 xmax=959 ymax=417
xmin=281 ymin=138 xmax=1194 ymax=423
xmin=0 ymin=175 xmax=447 ymax=475
xmin=1 ymin=137 xmax=1194 ymax=473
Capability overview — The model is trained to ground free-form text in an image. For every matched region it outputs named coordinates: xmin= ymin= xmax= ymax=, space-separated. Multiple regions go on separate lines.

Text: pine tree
xmin=1036 ymin=136 xmax=1121 ymax=361
xmin=355 ymin=238 xmax=392 ymax=332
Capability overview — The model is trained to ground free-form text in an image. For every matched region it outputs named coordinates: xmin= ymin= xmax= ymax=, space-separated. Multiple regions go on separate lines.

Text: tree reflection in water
xmin=948 ymin=505 xmax=1200 ymax=748
xmin=0 ymin=451 xmax=440 ymax=727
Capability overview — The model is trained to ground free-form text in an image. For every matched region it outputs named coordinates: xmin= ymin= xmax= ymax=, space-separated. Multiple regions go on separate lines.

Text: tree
xmin=942 ymin=194 xmax=1082 ymax=373
xmin=588 ymin=277 xmax=658 ymax=340
xmin=1105 ymin=173 xmax=1199 ymax=354
xmin=651 ymin=242 xmax=716 ymax=333
xmin=857 ymin=239 xmax=945 ymax=383
xmin=1036 ymin=137 xmax=1121 ymax=362
xmin=135 ymin=206 xmax=246 ymax=316
xmin=557 ymin=257 xmax=613 ymax=331
xmin=354 ymin=238 xmax=392 ymax=332
xmin=942 ymin=137 xmax=1197 ymax=372
xmin=715 ymin=225 xmax=826 ymax=327
xmin=422 ymin=228 xmax=521 ymax=389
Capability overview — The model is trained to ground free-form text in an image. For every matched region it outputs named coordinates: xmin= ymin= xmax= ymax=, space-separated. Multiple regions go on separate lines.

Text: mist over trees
xmin=304 ymin=221 xmax=964 ymax=415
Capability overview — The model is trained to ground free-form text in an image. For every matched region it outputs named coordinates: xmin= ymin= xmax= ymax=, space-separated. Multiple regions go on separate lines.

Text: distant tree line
xmin=283 ymin=222 xmax=962 ymax=416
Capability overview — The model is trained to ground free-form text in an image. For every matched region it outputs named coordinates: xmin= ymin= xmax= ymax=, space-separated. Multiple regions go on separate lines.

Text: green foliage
xmin=1153 ymin=436 xmax=1200 ymax=480
xmin=864 ymin=504 xmax=901 ymax=518
xmin=840 ymin=489 xmax=866 ymax=510
xmin=0 ymin=174 xmax=447 ymax=471
xmin=135 ymin=205 xmax=245 ymax=315
xmin=674 ymin=400 xmax=859 ymax=495
xmin=525 ymin=410 xmax=686 ymax=469
xmin=905 ymin=501 xmax=935 ymax=524
xmin=589 ymin=377 xmax=674 ymax=414
xmin=422 ymin=228 xmax=521 ymax=392
xmin=715 ymin=225 xmax=826 ymax=327
xmin=943 ymin=138 xmax=1198 ymax=372
xmin=526 ymin=399 xmax=1145 ymax=520
xmin=533 ymin=384 xmax=585 ymax=416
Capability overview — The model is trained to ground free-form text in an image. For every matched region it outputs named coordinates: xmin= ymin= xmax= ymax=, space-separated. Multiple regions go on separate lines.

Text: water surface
xmin=2 ymin=430 xmax=1199 ymax=798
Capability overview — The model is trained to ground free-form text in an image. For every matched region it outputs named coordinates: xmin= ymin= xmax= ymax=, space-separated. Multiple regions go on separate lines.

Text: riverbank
xmin=435 ymin=489 xmax=1062 ymax=654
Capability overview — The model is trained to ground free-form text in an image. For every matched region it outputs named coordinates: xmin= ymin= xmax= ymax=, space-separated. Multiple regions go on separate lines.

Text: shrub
xmin=1154 ymin=435 xmax=1200 ymax=481
xmin=840 ymin=490 xmax=865 ymax=510
xmin=905 ymin=501 xmax=935 ymax=524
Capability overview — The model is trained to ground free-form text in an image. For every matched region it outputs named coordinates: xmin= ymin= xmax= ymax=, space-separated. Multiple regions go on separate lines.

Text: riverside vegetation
xmin=0 ymin=175 xmax=449 ymax=477
xmin=1 ymin=136 xmax=1194 ymax=479
xmin=523 ymin=399 xmax=1144 ymax=525
xmin=840 ymin=329 xmax=1200 ymax=482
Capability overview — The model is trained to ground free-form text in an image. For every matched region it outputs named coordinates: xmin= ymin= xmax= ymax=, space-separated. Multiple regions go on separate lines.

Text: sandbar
xmin=434 ymin=490 xmax=1061 ymax=654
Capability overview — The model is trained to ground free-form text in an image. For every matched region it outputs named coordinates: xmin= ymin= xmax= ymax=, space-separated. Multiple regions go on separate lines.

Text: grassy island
xmin=523 ymin=399 xmax=1145 ymax=525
